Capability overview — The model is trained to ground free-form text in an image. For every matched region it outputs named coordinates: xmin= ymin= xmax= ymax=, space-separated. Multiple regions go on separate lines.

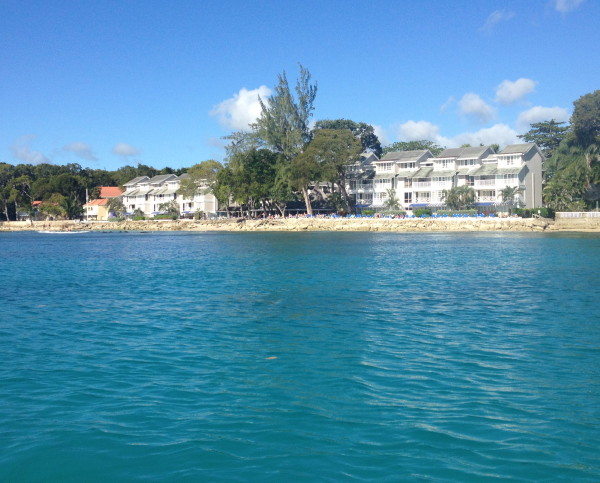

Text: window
xmin=404 ymin=192 xmax=412 ymax=204
xmin=378 ymin=162 xmax=393 ymax=171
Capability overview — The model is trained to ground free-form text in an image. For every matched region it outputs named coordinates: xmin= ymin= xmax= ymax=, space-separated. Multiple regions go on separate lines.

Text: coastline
xmin=1 ymin=216 xmax=598 ymax=233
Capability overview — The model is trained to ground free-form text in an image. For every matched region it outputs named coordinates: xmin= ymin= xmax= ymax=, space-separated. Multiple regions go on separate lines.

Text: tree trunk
xmin=302 ymin=186 xmax=313 ymax=215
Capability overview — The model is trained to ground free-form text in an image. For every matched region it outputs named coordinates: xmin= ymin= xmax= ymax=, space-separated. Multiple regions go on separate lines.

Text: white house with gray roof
xmin=121 ymin=174 xmax=218 ymax=217
xmin=348 ymin=143 xmax=543 ymax=211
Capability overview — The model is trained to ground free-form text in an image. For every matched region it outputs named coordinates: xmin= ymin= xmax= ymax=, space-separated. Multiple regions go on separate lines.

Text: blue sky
xmin=1 ymin=0 xmax=597 ymax=171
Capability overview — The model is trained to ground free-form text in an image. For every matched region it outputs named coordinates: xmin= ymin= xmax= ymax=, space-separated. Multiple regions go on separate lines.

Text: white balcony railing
xmin=413 ymin=182 xmax=431 ymax=188
xmin=475 ymin=179 xmax=495 ymax=187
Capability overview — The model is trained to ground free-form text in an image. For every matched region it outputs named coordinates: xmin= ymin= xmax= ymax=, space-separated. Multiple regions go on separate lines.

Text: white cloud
xmin=11 ymin=135 xmax=49 ymax=164
xmin=397 ymin=120 xmax=441 ymax=141
xmin=112 ymin=143 xmax=141 ymax=157
xmin=372 ymin=124 xmax=389 ymax=146
xmin=452 ymin=124 xmax=519 ymax=148
xmin=495 ymin=78 xmax=537 ymax=105
xmin=516 ymin=106 xmax=570 ymax=130
xmin=63 ymin=142 xmax=97 ymax=161
xmin=210 ymin=86 xmax=271 ymax=131
xmin=553 ymin=0 xmax=585 ymax=13
xmin=458 ymin=93 xmax=496 ymax=123
xmin=480 ymin=9 xmax=515 ymax=33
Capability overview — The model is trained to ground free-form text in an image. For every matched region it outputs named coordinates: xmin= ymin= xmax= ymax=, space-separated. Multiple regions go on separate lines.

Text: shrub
xmin=132 ymin=215 xmax=146 ymax=221
xmin=361 ymin=209 xmax=375 ymax=216
xmin=414 ymin=208 xmax=432 ymax=217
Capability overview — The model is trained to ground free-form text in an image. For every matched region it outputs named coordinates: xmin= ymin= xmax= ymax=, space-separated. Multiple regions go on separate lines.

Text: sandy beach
xmin=2 ymin=216 xmax=599 ymax=233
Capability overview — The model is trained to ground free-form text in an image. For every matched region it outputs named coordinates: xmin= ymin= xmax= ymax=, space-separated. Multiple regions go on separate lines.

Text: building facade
xmin=347 ymin=143 xmax=544 ymax=212
xmin=121 ymin=174 xmax=218 ymax=217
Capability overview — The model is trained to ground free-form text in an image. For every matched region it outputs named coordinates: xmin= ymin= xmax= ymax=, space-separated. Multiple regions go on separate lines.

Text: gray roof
xmin=148 ymin=174 xmax=178 ymax=184
xmin=373 ymin=174 xmax=395 ymax=180
xmin=436 ymin=148 xmax=464 ymax=158
xmin=499 ymin=143 xmax=536 ymax=155
xmin=410 ymin=167 xmax=434 ymax=178
xmin=457 ymin=146 xmax=493 ymax=160
xmin=472 ymin=164 xmax=498 ymax=176
xmin=124 ymin=176 xmax=150 ymax=186
xmin=435 ymin=146 xmax=492 ymax=160
xmin=430 ymin=170 xmax=456 ymax=177
xmin=379 ymin=150 xmax=431 ymax=162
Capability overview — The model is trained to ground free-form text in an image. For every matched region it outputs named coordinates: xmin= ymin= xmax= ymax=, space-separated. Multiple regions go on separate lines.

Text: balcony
xmin=413 ymin=182 xmax=431 ymax=189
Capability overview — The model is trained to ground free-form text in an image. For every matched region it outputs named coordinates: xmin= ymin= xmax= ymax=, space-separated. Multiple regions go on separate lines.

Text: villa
xmin=347 ymin=143 xmax=543 ymax=212
xmin=121 ymin=174 xmax=218 ymax=218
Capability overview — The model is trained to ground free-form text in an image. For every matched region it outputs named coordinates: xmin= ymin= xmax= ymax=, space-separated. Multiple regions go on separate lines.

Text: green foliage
xmin=571 ymin=89 xmax=600 ymax=146
xmin=513 ymin=207 xmax=555 ymax=218
xmin=441 ymin=185 xmax=475 ymax=210
xmin=382 ymin=140 xmax=444 ymax=156
xmin=517 ymin=119 xmax=569 ymax=159
xmin=255 ymin=64 xmax=317 ymax=161
xmin=158 ymin=200 xmax=180 ymax=216
xmin=178 ymin=160 xmax=223 ymax=199
xmin=413 ymin=208 xmax=433 ymax=217
xmin=106 ymin=197 xmax=126 ymax=218
xmin=314 ymin=119 xmax=382 ymax=157
xmin=384 ymin=188 xmax=400 ymax=211
xmin=499 ymin=185 xmax=523 ymax=206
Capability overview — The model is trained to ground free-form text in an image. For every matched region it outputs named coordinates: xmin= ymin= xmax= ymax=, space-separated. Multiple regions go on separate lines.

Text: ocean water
xmin=1 ymin=230 xmax=599 ymax=481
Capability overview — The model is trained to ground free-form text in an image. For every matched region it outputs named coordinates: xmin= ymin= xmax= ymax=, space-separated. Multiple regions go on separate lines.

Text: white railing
xmin=413 ymin=182 xmax=431 ymax=188
xmin=556 ymin=211 xmax=600 ymax=218
xmin=475 ymin=179 xmax=495 ymax=187
xmin=477 ymin=195 xmax=497 ymax=202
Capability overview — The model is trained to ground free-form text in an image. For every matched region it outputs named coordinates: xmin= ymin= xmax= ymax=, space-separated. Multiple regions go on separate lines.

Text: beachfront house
xmin=370 ymin=150 xmax=434 ymax=209
xmin=121 ymin=174 xmax=219 ymax=218
xmin=346 ymin=143 xmax=544 ymax=213
xmin=83 ymin=186 xmax=124 ymax=221
xmin=346 ymin=152 xmax=378 ymax=208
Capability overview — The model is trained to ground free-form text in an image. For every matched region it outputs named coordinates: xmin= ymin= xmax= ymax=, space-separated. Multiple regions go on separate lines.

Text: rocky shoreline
xmin=0 ymin=216 xmax=585 ymax=232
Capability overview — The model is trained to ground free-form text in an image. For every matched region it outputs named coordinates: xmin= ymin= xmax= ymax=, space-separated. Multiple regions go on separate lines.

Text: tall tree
xmin=301 ymin=129 xmax=362 ymax=208
xmin=517 ymin=120 xmax=569 ymax=160
xmin=571 ymin=90 xmax=600 ymax=146
xmin=382 ymin=140 xmax=444 ymax=156
xmin=314 ymin=119 xmax=382 ymax=157
xmin=178 ymin=160 xmax=223 ymax=200
xmin=255 ymin=64 xmax=317 ymax=162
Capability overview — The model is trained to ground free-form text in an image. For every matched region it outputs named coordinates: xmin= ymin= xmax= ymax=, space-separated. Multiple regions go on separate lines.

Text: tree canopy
xmin=381 ymin=140 xmax=444 ymax=156
xmin=314 ymin=119 xmax=382 ymax=157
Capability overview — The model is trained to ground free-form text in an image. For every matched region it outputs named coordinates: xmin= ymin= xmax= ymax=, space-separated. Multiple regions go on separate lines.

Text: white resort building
xmin=347 ymin=143 xmax=543 ymax=212
xmin=121 ymin=174 xmax=218 ymax=217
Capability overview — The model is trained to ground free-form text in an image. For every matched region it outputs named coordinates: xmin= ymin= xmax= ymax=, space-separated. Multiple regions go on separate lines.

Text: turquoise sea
xmin=1 ymin=230 xmax=599 ymax=481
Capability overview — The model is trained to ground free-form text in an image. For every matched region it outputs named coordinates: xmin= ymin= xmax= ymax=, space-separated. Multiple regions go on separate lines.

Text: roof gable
xmin=124 ymin=176 xmax=150 ymax=186
xmin=99 ymin=186 xmax=123 ymax=198
xmin=379 ymin=150 xmax=432 ymax=162
xmin=499 ymin=143 xmax=537 ymax=155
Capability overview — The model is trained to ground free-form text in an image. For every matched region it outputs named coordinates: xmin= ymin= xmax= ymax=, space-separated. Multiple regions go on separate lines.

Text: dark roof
xmin=499 ymin=143 xmax=536 ymax=155
xmin=379 ymin=150 xmax=431 ymax=162
xmin=124 ymin=176 xmax=150 ymax=186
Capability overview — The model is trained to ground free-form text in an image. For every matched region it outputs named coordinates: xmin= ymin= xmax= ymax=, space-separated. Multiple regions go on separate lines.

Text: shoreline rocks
xmin=0 ymin=216 xmax=588 ymax=233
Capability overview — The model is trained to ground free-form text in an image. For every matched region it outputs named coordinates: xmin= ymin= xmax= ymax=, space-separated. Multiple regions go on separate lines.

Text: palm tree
xmin=500 ymin=186 xmax=523 ymax=209
xmin=384 ymin=188 xmax=400 ymax=211
xmin=106 ymin=197 xmax=126 ymax=218
xmin=442 ymin=185 xmax=475 ymax=210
